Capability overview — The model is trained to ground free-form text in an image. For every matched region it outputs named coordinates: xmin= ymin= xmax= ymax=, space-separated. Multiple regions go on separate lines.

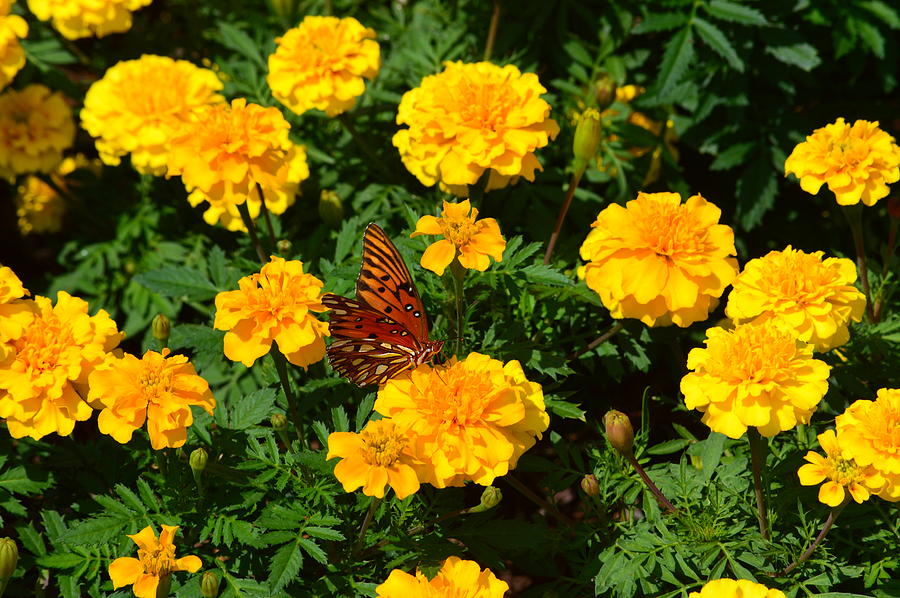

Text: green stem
xmin=569 ymin=321 xmax=624 ymax=360
xmin=842 ymin=205 xmax=875 ymax=323
xmin=626 ymin=453 xmax=678 ymax=514
xmin=256 ymin=183 xmax=277 ymax=250
xmin=236 ymin=202 xmax=268 ymax=265
xmin=483 ymin=0 xmax=502 ymax=61
xmin=0 ymin=576 xmax=8 ymax=597
xmin=269 ymin=349 xmax=306 ymax=447
xmin=748 ymin=428 xmax=770 ymax=540
xmin=449 ymin=260 xmax=466 ymax=356
xmin=776 ymin=499 xmax=848 ymax=576
xmin=352 ymin=496 xmax=382 ymax=554
xmin=543 ymin=170 xmax=584 ymax=265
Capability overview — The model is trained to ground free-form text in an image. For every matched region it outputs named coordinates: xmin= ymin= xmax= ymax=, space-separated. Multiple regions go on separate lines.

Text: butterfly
xmin=322 ymin=223 xmax=444 ymax=386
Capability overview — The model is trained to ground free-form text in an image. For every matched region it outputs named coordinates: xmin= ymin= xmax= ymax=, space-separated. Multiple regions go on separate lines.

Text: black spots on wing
xmin=377 ymin=286 xmax=386 ymax=293
xmin=413 ymin=311 xmax=421 ymax=318
xmin=404 ymin=304 xmax=413 ymax=311
xmin=380 ymin=275 xmax=390 ymax=281
xmin=384 ymin=306 xmax=393 ymax=313
xmin=391 ymin=329 xmax=399 ymax=334
xmin=355 ymin=317 xmax=362 ymax=322
xmin=355 ymin=324 xmax=363 ymax=329
xmin=400 ymin=331 xmax=409 ymax=336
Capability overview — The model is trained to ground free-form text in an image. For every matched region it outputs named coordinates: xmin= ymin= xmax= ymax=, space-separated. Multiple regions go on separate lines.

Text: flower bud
xmin=201 ymin=571 xmax=220 ymax=598
xmin=603 ymin=410 xmax=634 ymax=458
xmin=467 ymin=486 xmax=502 ymax=513
xmin=270 ymin=413 xmax=287 ymax=431
xmin=0 ymin=537 xmax=18 ymax=581
xmin=190 ymin=448 xmax=208 ymax=488
xmin=276 ymin=239 xmax=292 ymax=255
xmin=593 ymin=74 xmax=618 ymax=111
xmin=152 ymin=314 xmax=171 ymax=345
xmin=580 ymin=474 xmax=599 ymax=497
xmin=573 ymin=109 xmax=601 ymax=176
xmin=318 ymin=190 xmax=344 ymax=229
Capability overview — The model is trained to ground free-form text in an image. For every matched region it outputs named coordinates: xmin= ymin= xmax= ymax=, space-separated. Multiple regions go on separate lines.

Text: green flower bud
xmin=603 ymin=410 xmax=634 ymax=458
xmin=467 ymin=486 xmax=502 ymax=513
xmin=593 ymin=74 xmax=618 ymax=111
xmin=276 ymin=239 xmax=292 ymax=255
xmin=573 ymin=109 xmax=602 ymax=176
xmin=270 ymin=413 xmax=288 ymax=431
xmin=318 ymin=190 xmax=344 ymax=229
xmin=201 ymin=571 xmax=220 ymax=598
xmin=580 ymin=474 xmax=599 ymax=497
xmin=0 ymin=537 xmax=18 ymax=581
xmin=151 ymin=314 xmax=171 ymax=345
xmin=190 ymin=448 xmax=208 ymax=488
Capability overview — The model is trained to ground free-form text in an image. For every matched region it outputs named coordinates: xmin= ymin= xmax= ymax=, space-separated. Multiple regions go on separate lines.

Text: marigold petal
xmin=108 ymin=557 xmax=143 ymax=588
xmin=420 ymin=240 xmax=457 ymax=276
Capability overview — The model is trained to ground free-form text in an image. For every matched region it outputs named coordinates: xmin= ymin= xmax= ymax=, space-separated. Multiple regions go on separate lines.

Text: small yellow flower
xmin=88 ymin=349 xmax=215 ymax=450
xmin=108 ymin=525 xmax=201 ymax=598
xmin=326 ymin=419 xmax=420 ymax=499
xmin=688 ymin=578 xmax=786 ymax=598
xmin=26 ymin=0 xmax=152 ymax=39
xmin=393 ymin=61 xmax=559 ymax=196
xmin=725 ymin=246 xmax=866 ymax=352
xmin=680 ymin=320 xmax=830 ymax=439
xmin=213 ymin=256 xmax=329 ymax=368
xmin=0 ymin=1 xmax=28 ymax=90
xmin=267 ymin=15 xmax=380 ymax=117
xmin=375 ymin=352 xmax=548 ymax=488
xmin=580 ymin=192 xmax=738 ymax=327
xmin=785 ymin=118 xmax=900 ymax=206
xmin=0 ymin=84 xmax=75 ymax=181
xmin=15 ymin=155 xmax=99 ymax=235
xmin=166 ymin=99 xmax=309 ymax=231
xmin=797 ymin=429 xmax=884 ymax=506
xmin=411 ymin=199 xmax=506 ymax=276
xmin=0 ymin=266 xmax=31 ymax=341
xmin=81 ymin=55 xmax=224 ymax=175
xmin=376 ymin=556 xmax=508 ymax=598
xmin=836 ymin=388 xmax=900 ymax=501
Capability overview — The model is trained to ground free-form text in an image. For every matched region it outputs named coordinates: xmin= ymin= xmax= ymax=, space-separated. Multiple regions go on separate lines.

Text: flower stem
xmin=255 ymin=183 xmax=277 ymax=250
xmin=569 ymin=321 xmax=624 ymax=360
xmin=626 ymin=454 xmax=678 ymax=514
xmin=483 ymin=0 xmax=502 ymax=61
xmin=449 ymin=260 xmax=466 ymax=356
xmin=236 ymin=202 xmax=269 ymax=265
xmin=352 ymin=496 xmax=382 ymax=554
xmin=842 ymin=205 xmax=875 ymax=323
xmin=543 ymin=170 xmax=584 ymax=265
xmin=777 ymin=499 xmax=848 ymax=576
xmin=748 ymin=428 xmax=770 ymax=540
xmin=269 ymin=349 xmax=306 ymax=447
xmin=505 ymin=474 xmax=574 ymax=526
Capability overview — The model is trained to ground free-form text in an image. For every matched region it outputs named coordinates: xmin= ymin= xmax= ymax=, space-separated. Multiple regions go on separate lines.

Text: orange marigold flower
xmin=166 ymin=99 xmax=310 ymax=231
xmin=0 ymin=1 xmax=27 ymax=90
xmin=725 ymin=246 xmax=866 ymax=352
xmin=108 ymin=525 xmax=201 ymax=598
xmin=81 ymin=55 xmax=224 ymax=175
xmin=836 ymin=388 xmax=900 ymax=501
xmin=88 ymin=349 xmax=215 ymax=450
xmin=0 ymin=266 xmax=30 ymax=342
xmin=26 ymin=0 xmax=152 ymax=39
xmin=580 ymin=192 xmax=738 ymax=327
xmin=375 ymin=352 xmax=548 ymax=488
xmin=797 ymin=429 xmax=884 ymax=506
xmin=393 ymin=61 xmax=560 ymax=196
xmin=267 ymin=15 xmax=380 ymax=117
xmin=376 ymin=556 xmax=508 ymax=598
xmin=213 ymin=256 xmax=329 ymax=368
xmin=688 ymin=578 xmax=786 ymax=598
xmin=326 ymin=419 xmax=420 ymax=499
xmin=785 ymin=118 xmax=900 ymax=206
xmin=0 ymin=84 xmax=75 ymax=181
xmin=680 ymin=320 xmax=830 ymax=439
xmin=411 ymin=199 xmax=506 ymax=276
xmin=0 ymin=292 xmax=123 ymax=440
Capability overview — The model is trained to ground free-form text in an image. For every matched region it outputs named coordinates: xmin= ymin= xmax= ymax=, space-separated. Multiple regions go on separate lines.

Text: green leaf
xmin=519 ymin=265 xmax=573 ymax=287
xmin=633 ymin=12 xmax=688 ymax=34
xmin=37 ymin=553 xmax=86 ymax=569
xmin=134 ymin=267 xmax=218 ymax=301
xmin=563 ymin=39 xmax=593 ymax=66
xmin=704 ymin=0 xmax=768 ymax=26
xmin=21 ymin=39 xmax=76 ymax=69
xmin=766 ymin=43 xmax=821 ymax=71
xmin=655 ymin=27 xmax=695 ymax=96
xmin=856 ymin=19 xmax=886 ymax=57
xmin=693 ymin=17 xmax=744 ymax=71
xmin=735 ymin=150 xmax=778 ymax=230
xmin=217 ymin=22 xmax=266 ymax=68
xmin=62 ymin=516 xmax=134 ymax=544
xmin=862 ymin=1 xmax=900 ymax=28
xmin=220 ymin=388 xmax=277 ymax=430
xmin=0 ymin=465 xmax=49 ymax=494
xmin=709 ymin=141 xmax=756 ymax=171
xmin=17 ymin=523 xmax=47 ymax=557
xmin=544 ymin=397 xmax=586 ymax=421
xmin=303 ymin=526 xmax=344 ymax=541
xmin=297 ymin=537 xmax=328 ymax=564
xmin=268 ymin=540 xmax=304 ymax=592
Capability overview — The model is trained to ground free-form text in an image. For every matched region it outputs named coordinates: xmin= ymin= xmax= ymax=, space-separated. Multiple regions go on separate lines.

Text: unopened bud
xmin=190 ymin=448 xmax=208 ymax=488
xmin=201 ymin=571 xmax=220 ymax=598
xmin=573 ymin=109 xmax=602 ymax=176
xmin=593 ymin=74 xmax=618 ymax=110
xmin=276 ymin=239 xmax=292 ymax=255
xmin=580 ymin=474 xmax=599 ymax=497
xmin=603 ymin=410 xmax=634 ymax=458
xmin=318 ymin=190 xmax=344 ymax=228
xmin=152 ymin=314 xmax=171 ymax=345
xmin=270 ymin=413 xmax=287 ymax=431
xmin=0 ymin=537 xmax=18 ymax=581
xmin=467 ymin=486 xmax=502 ymax=513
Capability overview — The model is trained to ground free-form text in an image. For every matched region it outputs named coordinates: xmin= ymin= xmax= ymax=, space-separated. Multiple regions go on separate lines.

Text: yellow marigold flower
xmin=580 ymin=192 xmax=738 ymax=327
xmin=393 ymin=60 xmax=560 ymax=196
xmin=0 ymin=84 xmax=74 ymax=181
xmin=0 ymin=292 xmax=123 ymax=440
xmin=87 ymin=349 xmax=215 ymax=450
xmin=108 ymin=525 xmax=201 ymax=598
xmin=213 ymin=256 xmax=329 ymax=368
xmin=797 ymin=429 xmax=884 ymax=506
xmin=411 ymin=199 xmax=506 ymax=276
xmin=0 ymin=266 xmax=30 ymax=341
xmin=688 ymin=578 xmax=786 ymax=598
xmin=0 ymin=1 xmax=27 ymax=90
xmin=15 ymin=155 xmax=98 ymax=235
xmin=167 ymin=99 xmax=310 ymax=231
xmin=836 ymin=388 xmax=900 ymax=501
xmin=680 ymin=320 xmax=830 ymax=439
xmin=267 ymin=15 xmax=379 ymax=117
xmin=81 ymin=55 xmax=224 ymax=175
xmin=376 ymin=556 xmax=508 ymax=598
xmin=785 ymin=118 xmax=900 ymax=206
xmin=326 ymin=419 xmax=420 ymax=499
xmin=374 ymin=352 xmax=548 ymax=488
xmin=26 ymin=0 xmax=152 ymax=40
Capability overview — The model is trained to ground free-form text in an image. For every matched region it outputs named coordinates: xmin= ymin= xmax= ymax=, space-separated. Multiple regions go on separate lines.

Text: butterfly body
xmin=323 ymin=224 xmax=443 ymax=386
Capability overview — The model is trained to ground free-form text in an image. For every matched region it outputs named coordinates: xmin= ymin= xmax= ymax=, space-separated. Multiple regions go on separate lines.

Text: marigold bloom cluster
xmin=0 ymin=84 xmax=75 ymax=181
xmin=0 ymin=1 xmax=27 ymax=90
xmin=166 ymin=99 xmax=309 ymax=231
xmin=725 ymin=246 xmax=866 ymax=352
xmin=393 ymin=61 xmax=559 ymax=196
xmin=680 ymin=320 xmax=830 ymax=439
xmin=836 ymin=388 xmax=900 ymax=501
xmin=88 ymin=349 xmax=215 ymax=450
xmin=26 ymin=0 xmax=153 ymax=40
xmin=580 ymin=192 xmax=738 ymax=327
xmin=688 ymin=578 xmax=786 ymax=598
xmin=0 ymin=291 xmax=123 ymax=440
xmin=81 ymin=55 xmax=224 ymax=175
xmin=797 ymin=429 xmax=884 ymax=506
xmin=108 ymin=525 xmax=201 ymax=598
xmin=214 ymin=256 xmax=329 ymax=368
xmin=784 ymin=118 xmax=900 ymax=206
xmin=411 ymin=199 xmax=506 ymax=276
xmin=267 ymin=15 xmax=380 ymax=117
xmin=376 ymin=556 xmax=508 ymax=598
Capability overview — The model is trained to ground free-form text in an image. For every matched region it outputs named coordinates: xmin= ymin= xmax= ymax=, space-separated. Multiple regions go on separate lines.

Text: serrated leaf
xmin=222 ymin=388 xmax=277 ymax=430
xmin=267 ymin=540 xmax=303 ymax=592
xmin=37 ymin=552 xmax=87 ymax=569
xmin=656 ymin=27 xmax=695 ymax=96
xmin=0 ymin=465 xmax=49 ymax=494
xmin=709 ymin=141 xmax=756 ymax=170
xmin=302 ymin=526 xmax=344 ymax=541
xmin=520 ymin=265 xmax=573 ymax=287
xmin=544 ymin=397 xmax=586 ymax=421
xmin=62 ymin=516 xmax=135 ymax=544
xmin=17 ymin=523 xmax=47 ymax=557
xmin=862 ymin=1 xmax=900 ymax=27
xmin=297 ymin=537 xmax=328 ymax=564
xmin=766 ymin=43 xmax=821 ymax=71
xmin=634 ymin=12 xmax=688 ymax=34
xmin=735 ymin=151 xmax=777 ymax=230
xmin=705 ymin=0 xmax=767 ymax=25
xmin=134 ymin=267 xmax=218 ymax=301
xmin=115 ymin=484 xmax=147 ymax=514
xmin=207 ymin=245 xmax=230 ymax=288
xmin=856 ymin=19 xmax=886 ymax=57
xmin=217 ymin=22 xmax=265 ymax=67
xmin=563 ymin=39 xmax=592 ymax=66
xmin=693 ymin=17 xmax=744 ymax=71
xmin=58 ymin=575 xmax=81 ymax=598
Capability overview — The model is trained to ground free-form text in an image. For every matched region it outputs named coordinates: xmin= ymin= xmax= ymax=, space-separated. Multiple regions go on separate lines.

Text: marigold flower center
xmin=425 ymin=370 xmax=491 ymax=428
xmin=706 ymin=326 xmax=798 ymax=382
xmin=638 ymin=202 xmax=705 ymax=258
xmin=13 ymin=314 xmax=72 ymax=373
xmin=137 ymin=543 xmax=176 ymax=577
xmin=439 ymin=215 xmax=479 ymax=248
xmin=360 ymin=426 xmax=406 ymax=467
xmin=139 ymin=363 xmax=173 ymax=401
xmin=829 ymin=137 xmax=866 ymax=168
